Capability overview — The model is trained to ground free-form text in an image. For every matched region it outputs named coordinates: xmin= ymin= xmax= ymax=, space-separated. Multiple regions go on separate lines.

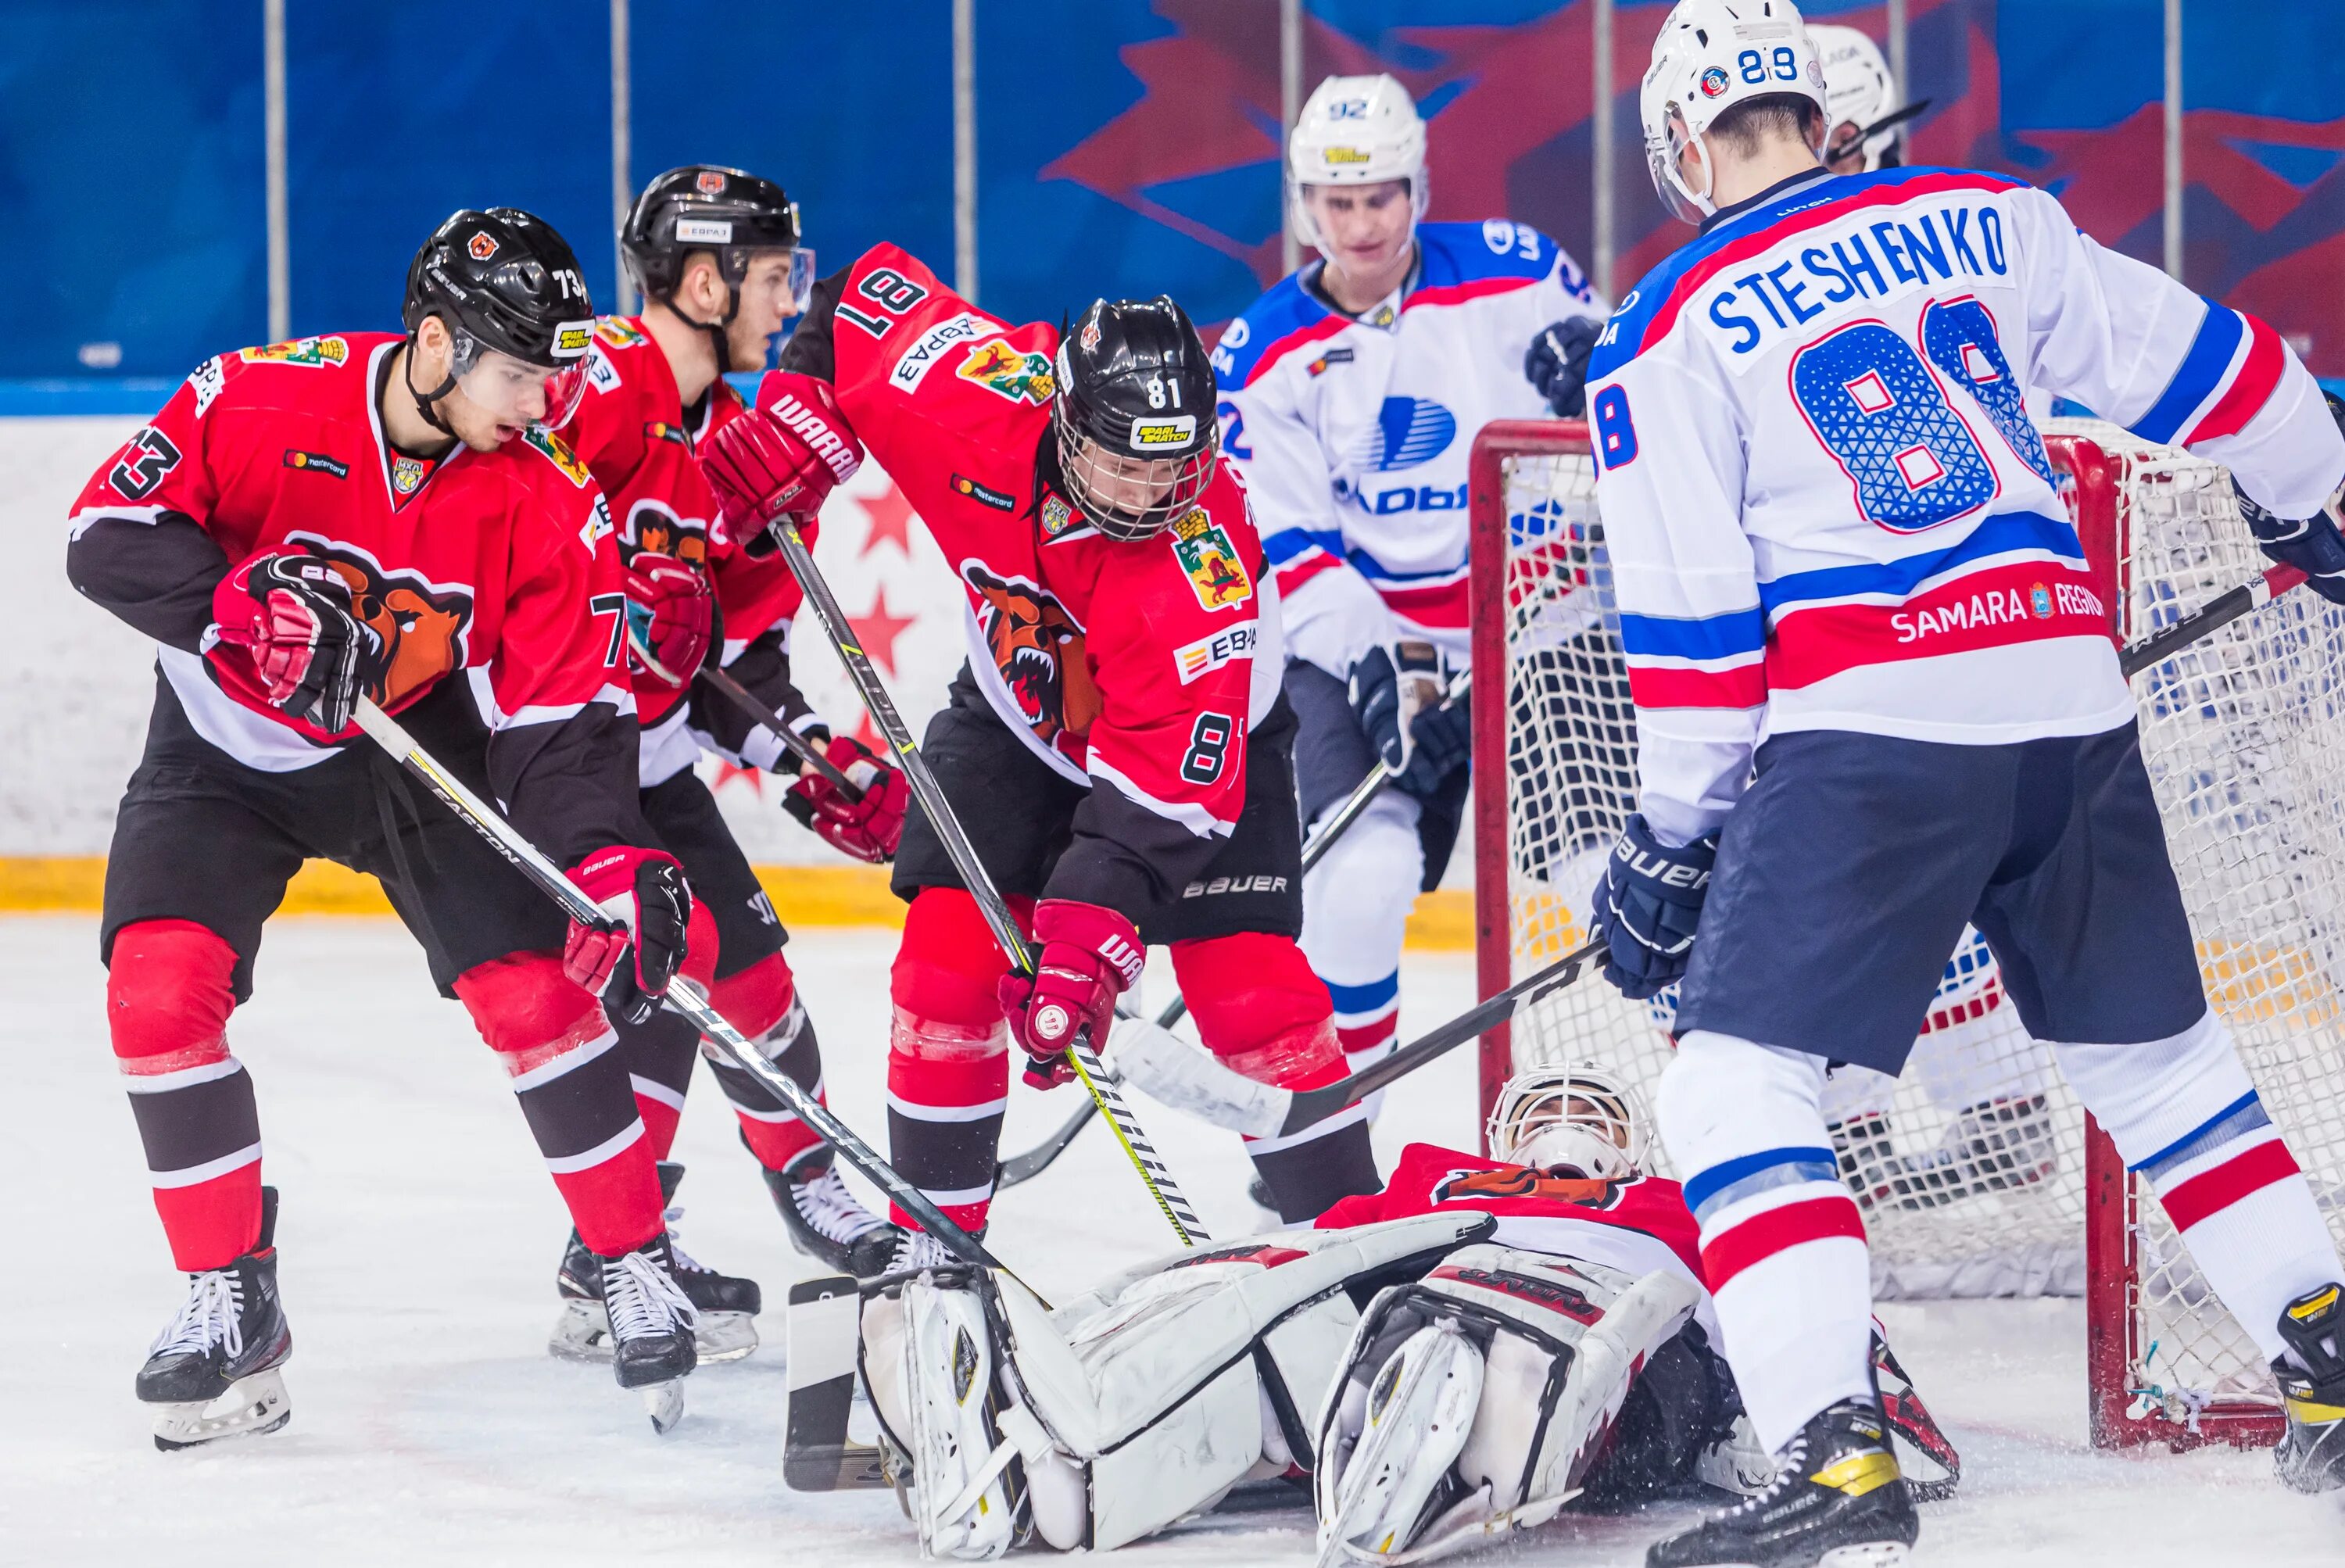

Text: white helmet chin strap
xmin=1668 ymin=127 xmax=1720 ymax=220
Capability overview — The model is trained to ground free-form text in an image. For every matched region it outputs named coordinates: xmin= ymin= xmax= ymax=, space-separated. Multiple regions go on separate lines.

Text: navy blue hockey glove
xmin=1397 ymin=689 xmax=1471 ymax=797
xmin=2235 ymin=391 xmax=2345 ymax=607
xmin=1591 ymin=814 xmax=1717 ymax=1001
xmin=1525 ymin=317 xmax=1604 ymax=419
xmin=1348 ymin=640 xmax=1445 ymax=774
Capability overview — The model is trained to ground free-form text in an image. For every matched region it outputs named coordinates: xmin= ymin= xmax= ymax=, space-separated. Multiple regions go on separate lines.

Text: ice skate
xmin=1645 ymin=1398 xmax=1917 ymax=1568
xmin=764 ymin=1144 xmax=895 ymax=1277
xmin=550 ymin=1161 xmax=759 ymax=1362
xmin=875 ymin=1226 xmax=960 ymax=1282
xmin=2274 ymin=1282 xmax=2345 ymax=1494
xmin=600 ymin=1233 xmax=698 ymax=1431
xmin=138 ymin=1187 xmax=292 ymax=1452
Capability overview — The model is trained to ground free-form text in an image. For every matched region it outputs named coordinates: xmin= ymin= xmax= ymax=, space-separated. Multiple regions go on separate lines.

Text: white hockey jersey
xmin=1214 ymin=220 xmax=1608 ymax=675
xmin=1587 ymin=165 xmax=2345 ymax=843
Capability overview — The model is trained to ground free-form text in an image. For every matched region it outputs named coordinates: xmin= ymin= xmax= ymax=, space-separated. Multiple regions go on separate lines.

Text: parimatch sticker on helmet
xmin=956 ymin=338 xmax=1057 ymax=405
xmin=1169 ymin=510 xmax=1254 ymax=612
xmin=1321 ymin=145 xmax=1372 ymax=165
xmin=553 ymin=321 xmax=594 ymax=357
xmin=1130 ymin=413 xmax=1197 ymax=450
xmin=241 ymin=335 xmax=349 ymax=368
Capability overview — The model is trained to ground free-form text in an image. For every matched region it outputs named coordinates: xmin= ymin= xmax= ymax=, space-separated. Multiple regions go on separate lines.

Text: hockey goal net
xmin=1469 ymin=416 xmax=2345 ymax=1448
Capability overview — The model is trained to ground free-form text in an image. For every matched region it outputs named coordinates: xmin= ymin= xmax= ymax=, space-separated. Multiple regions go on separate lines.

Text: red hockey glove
xmin=564 ymin=847 xmax=693 ymax=1027
xmin=997 ymin=900 xmax=1146 ymax=1088
xmin=783 ymin=733 xmax=908 ymax=864
xmin=210 ymin=553 xmax=384 ymax=732
xmin=621 ymin=550 xmax=714 ymax=687
xmin=704 ymin=372 xmax=863 ymax=556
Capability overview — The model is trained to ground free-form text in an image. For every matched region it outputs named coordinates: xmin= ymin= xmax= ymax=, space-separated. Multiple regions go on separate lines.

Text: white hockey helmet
xmin=1486 ymin=1062 xmax=1651 ymax=1181
xmin=1639 ymin=0 xmax=1827 ymax=223
xmin=1807 ymin=23 xmax=1899 ymax=170
xmin=1287 ymin=73 xmax=1430 ymax=257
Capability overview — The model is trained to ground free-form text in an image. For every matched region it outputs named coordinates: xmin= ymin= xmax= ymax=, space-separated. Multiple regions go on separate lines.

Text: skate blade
xmin=1817 ymin=1545 xmax=1911 ymax=1568
xmin=692 ymin=1310 xmax=759 ymax=1363
xmin=643 ymin=1380 xmax=686 ymax=1434
xmin=548 ymin=1298 xmax=614 ymax=1361
xmin=152 ymin=1368 xmax=291 ymax=1452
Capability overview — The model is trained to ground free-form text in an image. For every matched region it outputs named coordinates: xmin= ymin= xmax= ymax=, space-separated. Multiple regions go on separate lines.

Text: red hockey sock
xmin=886 ymin=890 xmax=1015 ymax=1232
xmin=703 ymin=953 xmax=829 ymax=1172
xmin=109 ymin=920 xmax=262 ymax=1272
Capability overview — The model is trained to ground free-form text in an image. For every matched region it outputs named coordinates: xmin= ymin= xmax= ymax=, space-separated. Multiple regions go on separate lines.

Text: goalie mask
xmin=1051 ymin=296 xmax=1219 ymax=542
xmin=1287 ymin=73 xmax=1430 ymax=263
xmin=1639 ymin=0 xmax=1827 ymax=223
xmin=402 ymin=208 xmax=595 ymax=433
xmin=1485 ymin=1063 xmax=1650 ymax=1182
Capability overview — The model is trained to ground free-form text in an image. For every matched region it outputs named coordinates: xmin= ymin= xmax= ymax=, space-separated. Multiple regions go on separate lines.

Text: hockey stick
xmin=2118 ymin=560 xmax=2307 ymax=678
xmin=344 ymin=695 xmax=1011 ymax=1278
xmin=994 ymin=688 xmax=1438 ymax=1190
xmin=694 ymin=664 xmax=864 ymax=799
xmin=758 ymin=514 xmax=1212 ymax=1246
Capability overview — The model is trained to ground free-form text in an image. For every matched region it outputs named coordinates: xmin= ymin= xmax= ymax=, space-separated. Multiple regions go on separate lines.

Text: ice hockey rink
xmin=7 ymin=915 xmax=2339 ymax=1566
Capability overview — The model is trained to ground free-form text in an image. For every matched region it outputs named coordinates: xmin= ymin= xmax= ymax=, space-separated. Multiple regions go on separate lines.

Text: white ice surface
xmin=7 ymin=916 xmax=2342 ymax=1563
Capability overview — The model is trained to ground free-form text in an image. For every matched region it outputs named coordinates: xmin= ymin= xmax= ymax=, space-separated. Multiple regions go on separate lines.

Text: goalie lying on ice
xmin=841 ymin=1065 xmax=1958 ymax=1560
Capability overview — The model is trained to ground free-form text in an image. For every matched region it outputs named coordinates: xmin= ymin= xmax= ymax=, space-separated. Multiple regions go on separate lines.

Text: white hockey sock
xmin=1659 ymin=1030 xmax=1877 ymax=1452
xmin=1301 ymin=791 xmax=1420 ymax=1119
xmin=2057 ymin=1011 xmax=2343 ymax=1363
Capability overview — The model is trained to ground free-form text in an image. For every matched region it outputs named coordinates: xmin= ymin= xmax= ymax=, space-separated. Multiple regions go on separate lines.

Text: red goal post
xmin=1467 ymin=415 xmax=2338 ymax=1452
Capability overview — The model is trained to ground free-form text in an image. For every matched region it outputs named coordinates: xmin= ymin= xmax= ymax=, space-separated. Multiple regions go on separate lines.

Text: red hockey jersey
xmin=66 ymin=331 xmax=641 ymax=867
xmin=1322 ymin=1142 xmax=1713 ymax=1330
xmin=565 ymin=317 xmax=815 ymax=788
xmin=779 ymin=244 xmax=1283 ymax=910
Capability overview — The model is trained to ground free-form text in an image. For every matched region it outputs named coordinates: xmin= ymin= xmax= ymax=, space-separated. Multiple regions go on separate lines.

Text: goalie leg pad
xmin=1317 ymin=1319 xmax=1485 ymax=1563
xmin=895 ymin=1273 xmax=1026 ymax=1561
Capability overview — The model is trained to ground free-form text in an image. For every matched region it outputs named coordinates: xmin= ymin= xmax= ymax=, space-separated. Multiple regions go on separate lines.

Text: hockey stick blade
xmin=1273 ymin=939 xmax=1606 ymax=1137
xmin=343 ymin=696 xmax=1011 ymax=1282
xmin=2118 ymin=561 xmax=2307 ymax=678
xmin=696 ymin=664 xmax=863 ymax=799
xmin=784 ymin=1276 xmax=891 ymax=1491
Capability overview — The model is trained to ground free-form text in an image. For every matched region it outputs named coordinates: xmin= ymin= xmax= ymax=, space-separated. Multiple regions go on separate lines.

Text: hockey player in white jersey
xmin=1214 ymin=73 xmax=1609 ymax=1126
xmin=1587 ymin=2 xmax=2345 ymax=1563
xmin=1807 ymin=23 xmax=1912 ymax=174
xmin=849 ymin=1065 xmax=1955 ymax=1560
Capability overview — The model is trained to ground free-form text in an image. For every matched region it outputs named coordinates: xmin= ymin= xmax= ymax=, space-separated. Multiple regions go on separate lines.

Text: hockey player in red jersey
xmin=546 ymin=167 xmax=906 ymax=1355
xmin=703 ymin=244 xmax=1384 ymax=1258
xmin=68 ymin=209 xmax=707 ymax=1445
xmin=853 ymin=1064 xmax=1959 ymax=1561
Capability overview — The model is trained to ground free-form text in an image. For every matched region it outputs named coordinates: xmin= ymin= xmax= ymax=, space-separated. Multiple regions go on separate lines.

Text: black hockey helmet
xmin=401 ymin=208 xmax=595 ymax=431
xmin=1051 ymin=296 xmax=1220 ymax=542
xmin=621 ymin=165 xmax=810 ymax=372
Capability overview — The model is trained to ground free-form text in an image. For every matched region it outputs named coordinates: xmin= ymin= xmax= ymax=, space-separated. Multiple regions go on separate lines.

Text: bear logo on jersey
xmin=1432 ymin=1165 xmax=1634 ymax=1211
xmin=277 ymin=533 xmax=474 ymax=711
xmin=624 ymin=499 xmax=708 ymax=567
xmin=961 ymin=564 xmax=1100 ymax=745
xmin=956 ymin=338 xmax=1057 ymax=406
xmin=1169 ymin=510 xmax=1255 ymax=612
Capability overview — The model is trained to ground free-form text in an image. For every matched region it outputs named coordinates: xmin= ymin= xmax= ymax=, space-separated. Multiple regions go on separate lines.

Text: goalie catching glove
xmin=997 ymin=900 xmax=1145 ymax=1087
xmin=1591 ymin=814 xmax=1716 ymax=1001
xmin=783 ymin=732 xmax=908 ymax=863
xmin=702 ymin=371 xmax=864 ymax=553
xmin=210 ymin=552 xmax=384 ymax=733
xmin=563 ymin=846 xmax=693 ymax=1026
xmin=2235 ymin=392 xmax=2345 ymax=607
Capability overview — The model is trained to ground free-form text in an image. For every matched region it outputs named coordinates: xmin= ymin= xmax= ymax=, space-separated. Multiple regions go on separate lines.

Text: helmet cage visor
xmin=446 ymin=331 xmax=591 ymax=431
xmin=1486 ymin=1067 xmax=1649 ymax=1179
xmin=1054 ymin=417 xmax=1219 ymax=542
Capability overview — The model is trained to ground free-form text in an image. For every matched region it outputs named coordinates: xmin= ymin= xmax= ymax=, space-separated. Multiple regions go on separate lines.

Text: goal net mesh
xmin=1477 ymin=416 xmax=2345 ymax=1437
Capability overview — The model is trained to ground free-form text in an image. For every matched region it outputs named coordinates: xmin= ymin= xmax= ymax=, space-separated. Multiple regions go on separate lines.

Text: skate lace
xmin=604 ymin=1248 xmax=699 ymax=1342
xmin=660 ymin=1204 xmax=714 ymax=1277
xmin=151 ymin=1269 xmax=244 ymax=1361
xmin=890 ymin=1229 xmax=957 ymax=1274
xmin=795 ymin=1166 xmax=890 ymax=1246
xmin=1724 ymin=1430 xmax=1809 ymax=1516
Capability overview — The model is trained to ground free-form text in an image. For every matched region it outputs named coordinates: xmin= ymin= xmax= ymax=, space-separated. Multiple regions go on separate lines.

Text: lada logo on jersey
xmin=956 ymin=338 xmax=1056 ymax=406
xmin=522 ymin=425 xmax=594 ymax=488
xmin=1169 ymin=510 xmax=1254 ymax=612
xmin=390 ymin=455 xmax=426 ymax=496
xmin=595 ymin=317 xmax=649 ymax=349
xmin=1701 ymin=66 xmax=1731 ymax=96
xmin=960 ymin=564 xmax=1099 ymax=743
xmin=277 ymin=533 xmax=473 ymax=711
xmin=240 ymin=335 xmax=349 ymax=369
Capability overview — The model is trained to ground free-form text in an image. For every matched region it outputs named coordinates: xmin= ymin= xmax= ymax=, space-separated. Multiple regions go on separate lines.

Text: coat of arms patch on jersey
xmin=956 ymin=338 xmax=1056 ymax=406
xmin=239 ymin=335 xmax=349 ymax=368
xmin=1168 ymin=509 xmax=1254 ymax=612
xmin=521 ymin=426 xmax=595 ymax=489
